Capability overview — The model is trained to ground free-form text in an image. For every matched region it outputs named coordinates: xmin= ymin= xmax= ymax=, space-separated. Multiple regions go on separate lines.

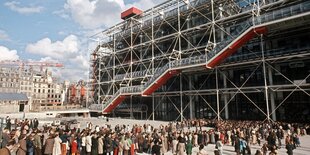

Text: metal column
xmin=180 ymin=73 xmax=183 ymax=121
xmin=216 ymin=68 xmax=220 ymax=121
xmin=152 ymin=95 xmax=155 ymax=121
xmin=261 ymin=34 xmax=270 ymax=121
xmin=268 ymin=66 xmax=277 ymax=121
xmin=98 ymin=56 xmax=101 ymax=105
xmin=223 ymin=72 xmax=229 ymax=119
xmin=189 ymin=76 xmax=195 ymax=119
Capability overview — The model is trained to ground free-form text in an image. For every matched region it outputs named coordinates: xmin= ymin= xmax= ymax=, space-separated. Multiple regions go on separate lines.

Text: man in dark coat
xmin=5 ymin=116 xmax=11 ymax=131
xmin=33 ymin=118 xmax=39 ymax=129
xmin=105 ymin=134 xmax=113 ymax=155
xmin=91 ymin=134 xmax=99 ymax=155
xmin=151 ymin=141 xmax=160 ymax=155
xmin=286 ymin=139 xmax=295 ymax=155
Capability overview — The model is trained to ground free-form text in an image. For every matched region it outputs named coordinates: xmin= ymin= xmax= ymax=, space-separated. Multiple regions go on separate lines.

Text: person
xmin=285 ymin=139 xmax=295 ymax=155
xmin=0 ymin=140 xmax=17 ymax=155
xmin=34 ymin=130 xmax=42 ymax=155
xmin=17 ymin=134 xmax=27 ymax=155
xmin=269 ymin=145 xmax=278 ymax=155
xmin=53 ymin=133 xmax=62 ymax=155
xmin=239 ymin=137 xmax=247 ymax=155
xmin=1 ymin=129 xmax=10 ymax=149
xmin=185 ymin=139 xmax=193 ymax=155
xmin=254 ymin=150 xmax=263 ymax=155
xmin=293 ymin=134 xmax=300 ymax=147
xmin=151 ymin=141 xmax=160 ymax=155
xmin=98 ymin=135 xmax=104 ymax=155
xmin=81 ymin=133 xmax=87 ymax=155
xmin=6 ymin=116 xmax=11 ymax=131
xmin=26 ymin=135 xmax=35 ymax=155
xmin=105 ymin=134 xmax=113 ymax=155
xmin=91 ymin=134 xmax=98 ymax=155
xmin=215 ymin=139 xmax=223 ymax=155
xmin=71 ymin=137 xmax=78 ymax=155
xmin=33 ymin=118 xmax=39 ymax=129
xmin=86 ymin=133 xmax=92 ymax=155
xmin=60 ymin=131 xmax=69 ymax=155
xmin=44 ymin=134 xmax=55 ymax=155
xmin=177 ymin=134 xmax=186 ymax=155
xmin=197 ymin=144 xmax=207 ymax=155
xmin=262 ymin=143 xmax=268 ymax=155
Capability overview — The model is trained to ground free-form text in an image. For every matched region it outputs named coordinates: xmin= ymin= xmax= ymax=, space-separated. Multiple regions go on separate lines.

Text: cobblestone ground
xmin=38 ymin=117 xmax=310 ymax=155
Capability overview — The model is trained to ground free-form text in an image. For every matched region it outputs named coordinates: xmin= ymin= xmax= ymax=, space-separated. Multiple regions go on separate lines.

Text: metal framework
xmin=89 ymin=0 xmax=310 ymax=121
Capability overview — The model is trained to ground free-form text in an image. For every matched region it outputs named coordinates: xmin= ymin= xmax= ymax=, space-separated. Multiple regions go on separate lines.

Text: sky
xmin=0 ymin=0 xmax=165 ymax=82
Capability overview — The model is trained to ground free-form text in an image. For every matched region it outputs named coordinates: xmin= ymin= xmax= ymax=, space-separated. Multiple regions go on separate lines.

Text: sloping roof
xmin=0 ymin=93 xmax=28 ymax=101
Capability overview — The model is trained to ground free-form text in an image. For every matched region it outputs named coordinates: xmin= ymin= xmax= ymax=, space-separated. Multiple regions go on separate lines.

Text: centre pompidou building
xmin=89 ymin=0 xmax=310 ymax=122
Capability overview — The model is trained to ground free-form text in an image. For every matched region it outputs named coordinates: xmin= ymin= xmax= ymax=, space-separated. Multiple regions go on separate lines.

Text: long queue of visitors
xmin=0 ymin=116 xmax=309 ymax=155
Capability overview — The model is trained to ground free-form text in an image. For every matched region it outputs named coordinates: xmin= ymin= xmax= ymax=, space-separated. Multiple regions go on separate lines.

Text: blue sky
xmin=0 ymin=0 xmax=164 ymax=81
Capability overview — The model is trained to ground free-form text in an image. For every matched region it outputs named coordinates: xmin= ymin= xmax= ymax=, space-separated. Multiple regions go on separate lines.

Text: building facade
xmin=0 ymin=67 xmax=69 ymax=112
xmin=90 ymin=0 xmax=310 ymax=122
xmin=0 ymin=93 xmax=28 ymax=113
xmin=67 ymin=80 xmax=87 ymax=107
xmin=0 ymin=68 xmax=20 ymax=93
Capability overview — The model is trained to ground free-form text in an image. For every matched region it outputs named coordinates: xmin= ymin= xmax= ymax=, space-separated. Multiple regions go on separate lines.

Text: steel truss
xmin=89 ymin=0 xmax=310 ymax=121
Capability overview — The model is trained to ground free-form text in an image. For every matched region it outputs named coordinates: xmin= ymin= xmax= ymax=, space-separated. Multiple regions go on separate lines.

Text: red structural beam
xmin=102 ymin=95 xmax=127 ymax=113
xmin=102 ymin=70 xmax=179 ymax=113
xmin=206 ymin=26 xmax=268 ymax=68
xmin=121 ymin=7 xmax=143 ymax=20
xmin=142 ymin=70 xmax=179 ymax=96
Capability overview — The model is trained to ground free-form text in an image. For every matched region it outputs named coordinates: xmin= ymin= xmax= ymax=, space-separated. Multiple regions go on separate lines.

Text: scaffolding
xmin=89 ymin=0 xmax=310 ymax=121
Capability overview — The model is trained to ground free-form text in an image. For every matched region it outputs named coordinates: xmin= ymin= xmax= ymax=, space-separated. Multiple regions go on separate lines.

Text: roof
xmin=121 ymin=7 xmax=142 ymax=20
xmin=0 ymin=93 xmax=28 ymax=101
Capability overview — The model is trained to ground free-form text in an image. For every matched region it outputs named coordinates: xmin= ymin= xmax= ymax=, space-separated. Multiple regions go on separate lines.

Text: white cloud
xmin=70 ymin=55 xmax=89 ymax=70
xmin=0 ymin=30 xmax=10 ymax=41
xmin=58 ymin=68 xmax=88 ymax=82
xmin=53 ymin=9 xmax=70 ymax=19
xmin=25 ymin=35 xmax=90 ymax=81
xmin=63 ymin=0 xmax=165 ymax=29
xmin=4 ymin=1 xmax=44 ymax=14
xmin=58 ymin=31 xmax=66 ymax=36
xmin=25 ymin=35 xmax=79 ymax=59
xmin=39 ymin=57 xmax=59 ymax=63
xmin=0 ymin=46 xmax=19 ymax=61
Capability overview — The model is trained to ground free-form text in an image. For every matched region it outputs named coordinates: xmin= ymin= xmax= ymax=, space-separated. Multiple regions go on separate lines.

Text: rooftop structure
xmin=121 ymin=7 xmax=143 ymax=20
xmin=0 ymin=93 xmax=28 ymax=101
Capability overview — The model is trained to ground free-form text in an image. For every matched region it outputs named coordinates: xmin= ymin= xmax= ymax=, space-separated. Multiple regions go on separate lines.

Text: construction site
xmin=88 ymin=0 xmax=310 ymax=122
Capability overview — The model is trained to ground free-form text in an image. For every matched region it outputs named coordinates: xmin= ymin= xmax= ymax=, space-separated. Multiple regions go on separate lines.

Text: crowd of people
xmin=0 ymin=116 xmax=309 ymax=155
